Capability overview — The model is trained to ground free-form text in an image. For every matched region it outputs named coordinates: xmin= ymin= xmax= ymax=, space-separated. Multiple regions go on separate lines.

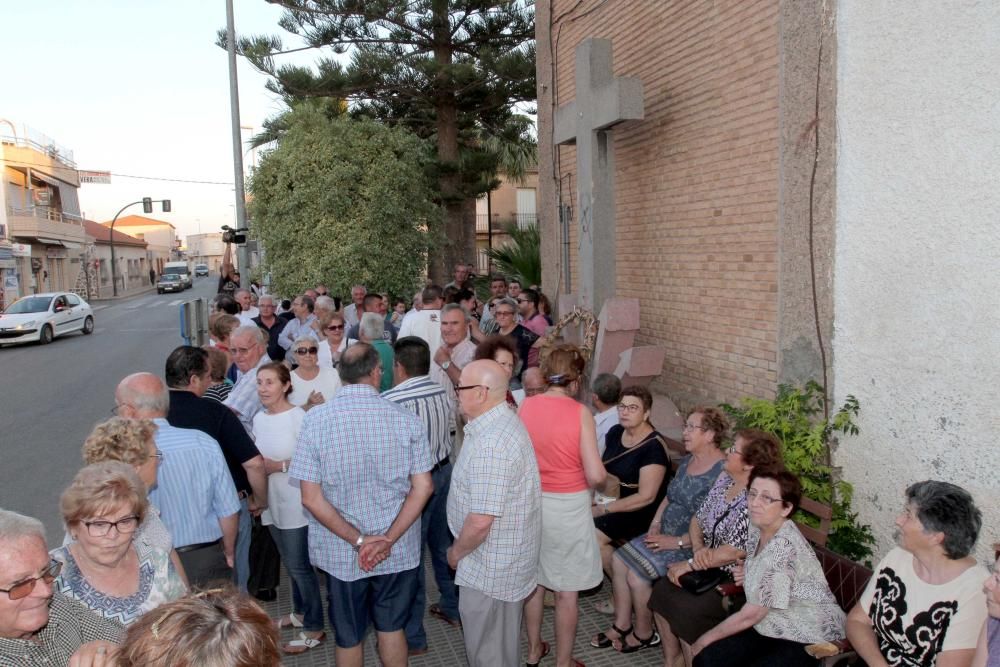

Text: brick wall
xmin=545 ymin=0 xmax=780 ymax=406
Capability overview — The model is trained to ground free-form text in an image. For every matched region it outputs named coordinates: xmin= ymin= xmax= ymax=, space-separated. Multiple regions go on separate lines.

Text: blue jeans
xmin=268 ymin=525 xmax=324 ymax=632
xmin=405 ymin=461 xmax=459 ymax=649
xmin=233 ymin=498 xmax=251 ymax=592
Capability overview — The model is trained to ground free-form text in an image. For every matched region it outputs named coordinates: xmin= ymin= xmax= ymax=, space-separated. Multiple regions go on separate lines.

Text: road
xmin=0 ymin=277 xmax=218 ymax=537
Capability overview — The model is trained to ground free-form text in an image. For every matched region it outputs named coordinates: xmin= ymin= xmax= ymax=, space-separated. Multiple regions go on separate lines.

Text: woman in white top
xmin=288 ymin=335 xmax=341 ymax=410
xmin=316 ymin=311 xmax=347 ymax=370
xmin=253 ymin=361 xmax=325 ymax=654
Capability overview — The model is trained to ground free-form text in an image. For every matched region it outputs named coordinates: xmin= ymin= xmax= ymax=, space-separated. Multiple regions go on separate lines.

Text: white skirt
xmin=537 ymin=489 xmax=603 ymax=592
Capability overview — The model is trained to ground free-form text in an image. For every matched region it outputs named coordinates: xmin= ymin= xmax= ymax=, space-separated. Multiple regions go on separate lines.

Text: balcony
xmin=6 ymin=206 xmax=87 ymax=245
xmin=475 ymin=213 xmax=537 ymax=234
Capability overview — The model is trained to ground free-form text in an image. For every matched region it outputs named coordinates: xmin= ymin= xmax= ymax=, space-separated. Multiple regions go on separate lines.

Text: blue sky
xmin=2 ymin=1 xmax=314 ymax=241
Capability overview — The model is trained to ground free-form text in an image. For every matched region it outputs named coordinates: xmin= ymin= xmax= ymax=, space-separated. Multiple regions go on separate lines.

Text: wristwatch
xmin=441 ymin=360 xmax=451 ymax=370
xmin=354 ymin=534 xmax=364 ymax=552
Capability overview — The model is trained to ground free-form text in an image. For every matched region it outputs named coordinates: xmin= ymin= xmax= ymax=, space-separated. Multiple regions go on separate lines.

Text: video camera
xmin=221 ymin=225 xmax=249 ymax=244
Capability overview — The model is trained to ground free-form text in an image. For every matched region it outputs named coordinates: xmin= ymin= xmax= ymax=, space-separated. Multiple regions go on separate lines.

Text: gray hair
xmin=118 ymin=373 xmax=170 ymax=416
xmin=905 ymin=480 xmax=982 ymax=559
xmin=359 ymin=312 xmax=385 ymax=342
xmin=234 ymin=288 xmax=250 ymax=298
xmin=441 ymin=303 xmax=470 ymax=322
xmin=258 ymin=295 xmax=274 ymax=306
xmin=592 ymin=373 xmax=622 ymax=405
xmin=292 ymin=336 xmax=318 ymax=355
xmin=232 ymin=325 xmax=267 ymax=346
xmin=0 ymin=509 xmax=46 ymax=546
xmin=314 ymin=295 xmax=336 ymax=312
xmin=496 ymin=297 xmax=518 ymax=312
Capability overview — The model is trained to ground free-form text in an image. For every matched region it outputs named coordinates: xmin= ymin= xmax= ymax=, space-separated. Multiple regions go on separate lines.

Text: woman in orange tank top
xmin=519 ymin=345 xmax=607 ymax=667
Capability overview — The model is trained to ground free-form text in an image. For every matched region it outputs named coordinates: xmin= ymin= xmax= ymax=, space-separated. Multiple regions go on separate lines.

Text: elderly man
xmin=444 ymin=262 xmax=471 ymax=291
xmin=384 ymin=337 xmax=460 ymax=652
xmin=0 ymin=510 xmax=123 ymax=666
xmin=447 ymin=360 xmax=541 ymax=667
xmin=290 ymin=343 xmax=433 ymax=667
xmin=252 ymin=294 xmax=287 ymax=362
xmin=358 ymin=312 xmax=394 ymax=391
xmin=343 ymin=284 xmax=367 ymax=328
xmin=432 ymin=303 xmax=477 ymax=394
xmin=165 ymin=345 xmax=268 ymax=592
xmin=591 ymin=373 xmax=622 ymax=456
xmin=224 ymin=325 xmax=271 ymax=435
xmin=513 ymin=367 xmax=548 ymax=406
xmin=234 ymin=288 xmax=259 ymax=326
xmin=278 ymin=295 xmax=319 ymax=352
xmin=115 ymin=373 xmax=240 ymax=587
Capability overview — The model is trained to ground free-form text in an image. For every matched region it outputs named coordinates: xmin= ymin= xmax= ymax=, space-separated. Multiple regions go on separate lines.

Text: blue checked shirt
xmin=224 ymin=354 xmax=270 ymax=435
xmin=382 ymin=375 xmax=455 ymax=464
xmin=147 ymin=418 xmax=241 ymax=548
xmin=277 ymin=314 xmax=319 ymax=350
xmin=289 ymin=383 xmax=433 ymax=581
xmin=447 ymin=403 xmax=542 ymax=601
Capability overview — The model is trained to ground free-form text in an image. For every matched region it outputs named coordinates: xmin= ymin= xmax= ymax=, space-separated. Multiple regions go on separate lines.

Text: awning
xmin=36 ymin=238 xmax=65 ymax=245
xmin=29 ymin=170 xmax=67 ymax=188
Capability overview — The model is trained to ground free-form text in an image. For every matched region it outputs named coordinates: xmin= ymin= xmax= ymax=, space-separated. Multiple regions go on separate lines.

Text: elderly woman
xmin=117 ymin=588 xmax=281 ymax=666
xmin=492 ymin=296 xmax=539 ymax=382
xmin=593 ymin=386 xmax=671 ymax=575
xmin=78 ymin=417 xmax=186 ymax=585
xmin=288 ymin=335 xmax=341 ymax=410
xmin=847 ymin=480 xmax=988 ymax=667
xmin=474 ymin=335 xmax=520 ymax=408
xmin=50 ymin=462 xmax=186 ymax=625
xmin=316 ymin=311 xmax=347 ymax=370
xmin=592 ymin=407 xmax=727 ymax=654
xmin=0 ymin=509 xmax=124 ymax=664
xmin=253 ymin=362 xmax=325 ymax=654
xmin=359 ymin=312 xmax=394 ymax=391
xmin=972 ymin=545 xmax=999 ymax=667
xmin=690 ymin=469 xmax=845 ymax=666
xmin=649 ymin=429 xmax=784 ymax=665
xmin=520 ymin=344 xmax=607 ymax=667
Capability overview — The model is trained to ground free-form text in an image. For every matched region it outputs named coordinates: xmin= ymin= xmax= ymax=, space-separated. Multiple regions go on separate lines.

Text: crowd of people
xmin=1 ymin=258 xmax=998 ymax=667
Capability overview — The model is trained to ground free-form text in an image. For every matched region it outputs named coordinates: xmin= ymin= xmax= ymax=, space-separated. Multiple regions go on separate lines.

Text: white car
xmin=0 ymin=292 xmax=95 ymax=346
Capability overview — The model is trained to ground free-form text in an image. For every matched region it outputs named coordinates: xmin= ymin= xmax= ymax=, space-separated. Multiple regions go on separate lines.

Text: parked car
xmin=194 ymin=263 xmax=209 ymax=277
xmin=157 ymin=273 xmax=185 ymax=294
xmin=0 ymin=292 xmax=95 ymax=346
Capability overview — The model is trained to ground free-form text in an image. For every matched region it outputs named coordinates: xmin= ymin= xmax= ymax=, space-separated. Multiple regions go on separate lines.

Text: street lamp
xmin=109 ymin=197 xmax=171 ymax=296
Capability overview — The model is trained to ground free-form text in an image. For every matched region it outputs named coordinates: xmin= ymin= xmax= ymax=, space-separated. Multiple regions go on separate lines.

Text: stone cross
xmin=554 ymin=38 xmax=644 ymax=311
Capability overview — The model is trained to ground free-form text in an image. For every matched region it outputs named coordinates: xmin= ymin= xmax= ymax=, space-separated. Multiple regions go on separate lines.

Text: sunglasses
xmin=0 ymin=560 xmax=62 ymax=600
xmin=295 ymin=347 xmax=319 ymax=355
xmin=326 ymin=325 xmax=344 ymax=331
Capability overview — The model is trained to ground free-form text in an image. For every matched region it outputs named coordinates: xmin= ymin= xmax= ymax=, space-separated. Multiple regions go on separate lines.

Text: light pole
xmin=226 ymin=0 xmax=250 ymax=289
xmin=109 ymin=197 xmax=171 ymax=296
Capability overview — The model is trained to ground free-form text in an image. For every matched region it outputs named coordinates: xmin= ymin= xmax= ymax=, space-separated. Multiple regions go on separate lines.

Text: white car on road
xmin=0 ymin=292 xmax=95 ymax=346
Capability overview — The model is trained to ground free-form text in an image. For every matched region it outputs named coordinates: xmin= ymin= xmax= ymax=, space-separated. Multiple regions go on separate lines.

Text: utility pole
xmin=226 ymin=0 xmax=249 ymax=289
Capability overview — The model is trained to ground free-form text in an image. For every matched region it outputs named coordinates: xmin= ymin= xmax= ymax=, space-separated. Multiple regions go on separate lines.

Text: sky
xmin=2 ymin=1 xmax=316 ymax=243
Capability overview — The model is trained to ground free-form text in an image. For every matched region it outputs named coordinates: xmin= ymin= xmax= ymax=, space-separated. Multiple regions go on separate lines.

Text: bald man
xmin=446 ymin=360 xmax=541 ymax=667
xmin=115 ymin=372 xmax=240 ymax=587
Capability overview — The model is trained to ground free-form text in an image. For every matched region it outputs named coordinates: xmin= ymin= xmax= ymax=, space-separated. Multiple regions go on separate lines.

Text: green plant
xmin=721 ymin=381 xmax=876 ymax=564
xmin=484 ymin=222 xmax=541 ymax=288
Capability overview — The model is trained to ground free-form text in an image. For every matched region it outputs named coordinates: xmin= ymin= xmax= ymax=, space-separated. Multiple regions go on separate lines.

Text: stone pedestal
xmin=593 ymin=297 xmax=640 ymax=375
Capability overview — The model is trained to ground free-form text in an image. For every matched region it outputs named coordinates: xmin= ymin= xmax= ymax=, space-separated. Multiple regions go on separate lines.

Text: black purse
xmin=677 ymin=501 xmax=738 ymax=595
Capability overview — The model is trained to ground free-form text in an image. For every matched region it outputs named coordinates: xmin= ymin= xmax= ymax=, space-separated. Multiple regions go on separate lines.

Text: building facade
xmin=80 ymin=219 xmax=149 ymax=299
xmin=102 ymin=215 xmax=177 ymax=277
xmin=185 ymin=232 xmax=225 ymax=274
xmin=474 ymin=168 xmax=538 ymax=273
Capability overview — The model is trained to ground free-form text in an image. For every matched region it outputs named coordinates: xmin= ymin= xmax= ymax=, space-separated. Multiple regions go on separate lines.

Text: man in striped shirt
xmin=383 ymin=336 xmax=460 ymax=654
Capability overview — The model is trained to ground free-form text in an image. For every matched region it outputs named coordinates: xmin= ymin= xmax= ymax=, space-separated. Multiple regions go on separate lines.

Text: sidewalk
xmin=89 ymin=284 xmax=157 ymax=303
xmin=266 ymin=558 xmax=665 ymax=666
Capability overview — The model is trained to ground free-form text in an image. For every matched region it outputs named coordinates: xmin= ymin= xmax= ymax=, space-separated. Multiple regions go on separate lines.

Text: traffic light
xmin=161 ymin=200 xmax=171 ymax=213
xmin=142 ymin=197 xmax=153 ymax=214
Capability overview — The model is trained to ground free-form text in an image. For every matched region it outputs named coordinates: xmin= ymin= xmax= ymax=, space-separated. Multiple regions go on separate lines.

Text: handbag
xmin=599 ymin=432 xmax=666 ymax=499
xmin=676 ymin=500 xmax=739 ymax=595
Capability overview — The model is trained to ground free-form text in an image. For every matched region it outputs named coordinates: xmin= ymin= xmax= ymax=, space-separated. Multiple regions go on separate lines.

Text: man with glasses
xmin=115 ymin=372 xmax=240 ymax=588
xmin=252 ymin=295 xmax=287 ymax=362
xmin=224 ymin=326 xmax=272 ymax=435
xmin=512 ymin=367 xmax=548 ymax=406
xmin=278 ymin=295 xmax=319 ymax=353
xmin=0 ymin=510 xmax=124 ymax=665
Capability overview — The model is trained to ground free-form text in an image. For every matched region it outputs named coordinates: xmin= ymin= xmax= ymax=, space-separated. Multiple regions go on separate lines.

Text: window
xmin=66 ymin=294 xmax=81 ymax=306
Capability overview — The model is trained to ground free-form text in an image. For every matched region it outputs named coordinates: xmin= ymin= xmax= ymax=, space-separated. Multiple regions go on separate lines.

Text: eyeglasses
xmin=746 ymin=490 xmax=784 ymax=506
xmin=326 ymin=325 xmax=344 ymax=331
xmin=231 ymin=346 xmax=257 ymax=355
xmin=151 ymin=449 xmax=165 ymax=461
xmin=0 ymin=560 xmax=62 ymax=600
xmin=82 ymin=515 xmax=140 ymax=538
xmin=495 ymin=310 xmax=515 ymax=317
xmin=727 ymin=447 xmax=743 ymax=457
xmin=683 ymin=422 xmax=709 ymax=431
xmin=616 ymin=403 xmax=643 ymax=413
xmin=456 ymin=384 xmax=488 ymax=393
xmin=295 ymin=347 xmax=319 ymax=355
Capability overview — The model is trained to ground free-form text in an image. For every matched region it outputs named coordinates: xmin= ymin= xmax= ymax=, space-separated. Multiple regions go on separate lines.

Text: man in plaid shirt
xmin=447 ymin=360 xmax=542 ymax=667
xmin=291 ymin=343 xmax=433 ymax=667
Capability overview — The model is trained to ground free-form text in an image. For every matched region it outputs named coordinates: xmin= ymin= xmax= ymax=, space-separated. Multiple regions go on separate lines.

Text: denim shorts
xmin=326 ymin=567 xmax=419 ymax=648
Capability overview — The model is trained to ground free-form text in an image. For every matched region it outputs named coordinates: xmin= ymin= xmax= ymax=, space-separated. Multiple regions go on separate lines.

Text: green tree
xmin=229 ymin=0 xmax=536 ymax=282
xmin=485 ymin=221 xmax=540 ymax=287
xmin=248 ymin=107 xmax=439 ymax=298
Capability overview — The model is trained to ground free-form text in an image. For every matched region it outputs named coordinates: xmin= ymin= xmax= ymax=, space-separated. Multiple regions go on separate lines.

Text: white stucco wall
xmin=834 ymin=0 xmax=1000 ymax=563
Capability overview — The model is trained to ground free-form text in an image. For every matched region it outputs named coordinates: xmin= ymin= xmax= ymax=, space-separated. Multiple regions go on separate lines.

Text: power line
xmin=0 ymin=155 xmax=235 ymax=186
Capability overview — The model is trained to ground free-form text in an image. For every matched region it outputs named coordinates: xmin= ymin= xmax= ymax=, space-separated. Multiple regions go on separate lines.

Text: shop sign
xmin=11 ymin=243 xmax=31 ymax=257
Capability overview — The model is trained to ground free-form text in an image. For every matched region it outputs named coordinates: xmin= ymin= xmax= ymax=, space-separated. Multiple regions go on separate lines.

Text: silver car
xmin=0 ymin=292 xmax=95 ymax=346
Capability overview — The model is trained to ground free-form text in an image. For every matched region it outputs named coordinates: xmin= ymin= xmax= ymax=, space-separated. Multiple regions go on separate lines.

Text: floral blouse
xmin=694 ymin=472 xmax=749 ymax=573
xmin=50 ymin=539 xmax=186 ymax=626
xmin=744 ymin=520 xmax=845 ymax=644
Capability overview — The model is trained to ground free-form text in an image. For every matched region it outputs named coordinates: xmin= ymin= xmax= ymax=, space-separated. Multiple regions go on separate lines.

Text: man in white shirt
xmin=342 ymin=284 xmax=366 ymax=328
xmin=234 ymin=288 xmax=259 ymax=327
xmin=591 ymin=373 xmax=622 ymax=456
xmin=399 ymin=285 xmax=444 ymax=358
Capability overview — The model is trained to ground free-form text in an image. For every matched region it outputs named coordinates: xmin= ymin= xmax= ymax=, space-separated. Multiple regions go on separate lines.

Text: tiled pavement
xmin=266 ymin=559 xmax=665 ymax=666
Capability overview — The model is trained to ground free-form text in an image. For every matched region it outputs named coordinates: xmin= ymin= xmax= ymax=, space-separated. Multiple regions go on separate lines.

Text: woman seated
xmin=117 ymin=588 xmax=280 ymax=666
xmin=649 ymin=429 xmax=784 ymax=666
xmin=972 ymin=544 xmax=999 ymax=667
xmin=593 ymin=386 xmax=671 ymax=575
xmin=847 ymin=480 xmax=987 ymax=667
xmin=317 ymin=311 xmax=347 ymax=369
xmin=51 ymin=462 xmax=186 ymax=626
xmin=592 ymin=407 xmax=728 ymax=654
xmin=474 ymin=334 xmax=520 ymax=408
xmin=691 ymin=468 xmax=845 ymax=666
xmin=288 ymin=335 xmax=341 ymax=410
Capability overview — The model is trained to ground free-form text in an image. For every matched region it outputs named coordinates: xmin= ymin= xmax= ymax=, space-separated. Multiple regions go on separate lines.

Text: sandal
xmin=526 ymin=640 xmax=550 ymax=667
xmin=593 ymin=596 xmax=614 ymax=614
xmin=428 ymin=603 xmax=462 ymax=627
xmin=283 ymin=631 xmax=325 ymax=655
xmin=590 ymin=623 xmax=632 ymax=649
xmin=615 ymin=629 xmax=661 ymax=654
xmin=273 ymin=613 xmax=303 ymax=630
